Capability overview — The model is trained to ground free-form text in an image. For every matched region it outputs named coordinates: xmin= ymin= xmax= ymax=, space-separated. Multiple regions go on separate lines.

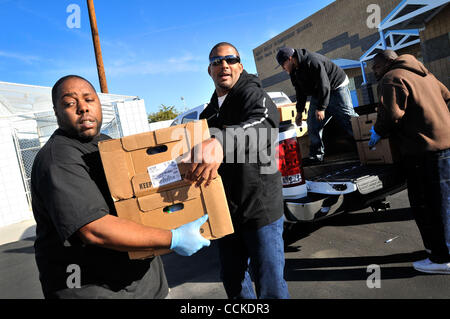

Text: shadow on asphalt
xmin=284 ymin=250 xmax=429 ymax=281
xmin=282 ymin=207 xmax=431 ymax=283
xmin=0 ymin=207 xmax=420 ymax=292
xmin=283 ymin=207 xmax=414 ymax=249
xmin=285 ymin=265 xmax=423 ymax=282
xmin=323 ymin=207 xmax=414 ymax=227
xmin=161 ymin=240 xmax=222 ymax=288
xmin=3 ymin=237 xmax=36 ymax=254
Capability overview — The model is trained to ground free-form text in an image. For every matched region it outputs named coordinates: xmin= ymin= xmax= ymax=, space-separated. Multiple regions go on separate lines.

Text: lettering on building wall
xmin=254 ymin=22 xmax=313 ymax=61
xmin=296 ymin=22 xmax=312 ymax=34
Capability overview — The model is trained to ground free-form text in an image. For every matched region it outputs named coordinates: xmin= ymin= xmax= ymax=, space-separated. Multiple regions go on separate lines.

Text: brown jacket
xmin=374 ymin=54 xmax=450 ymax=155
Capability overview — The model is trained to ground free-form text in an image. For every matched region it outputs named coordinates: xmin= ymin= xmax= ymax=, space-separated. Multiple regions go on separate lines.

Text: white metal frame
xmin=359 ymin=0 xmax=449 ymax=83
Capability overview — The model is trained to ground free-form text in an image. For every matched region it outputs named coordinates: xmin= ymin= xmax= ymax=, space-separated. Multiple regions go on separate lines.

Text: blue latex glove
xmin=368 ymin=126 xmax=381 ymax=148
xmin=170 ymin=215 xmax=210 ymax=256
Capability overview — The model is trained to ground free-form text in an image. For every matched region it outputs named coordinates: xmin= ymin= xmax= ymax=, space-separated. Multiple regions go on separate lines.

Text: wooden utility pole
xmin=87 ymin=0 xmax=108 ymax=93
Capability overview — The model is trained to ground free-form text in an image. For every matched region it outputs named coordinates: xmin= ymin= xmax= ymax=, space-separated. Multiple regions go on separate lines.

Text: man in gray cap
xmin=276 ymin=47 xmax=358 ymax=164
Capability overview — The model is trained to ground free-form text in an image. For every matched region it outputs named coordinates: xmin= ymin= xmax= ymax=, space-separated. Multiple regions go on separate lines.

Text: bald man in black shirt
xmin=31 ymin=75 xmax=209 ymax=298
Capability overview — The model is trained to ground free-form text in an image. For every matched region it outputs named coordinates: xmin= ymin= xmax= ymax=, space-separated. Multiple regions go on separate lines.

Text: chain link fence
xmin=6 ymin=104 xmax=122 ymax=208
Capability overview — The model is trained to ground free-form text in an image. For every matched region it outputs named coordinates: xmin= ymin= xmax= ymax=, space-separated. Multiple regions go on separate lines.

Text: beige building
xmin=253 ymin=0 xmax=449 ymax=106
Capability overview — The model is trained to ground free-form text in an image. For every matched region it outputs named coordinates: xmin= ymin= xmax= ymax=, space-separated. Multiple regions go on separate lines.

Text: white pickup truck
xmin=170 ymin=93 xmax=406 ymax=224
xmin=279 ymin=103 xmax=406 ymax=225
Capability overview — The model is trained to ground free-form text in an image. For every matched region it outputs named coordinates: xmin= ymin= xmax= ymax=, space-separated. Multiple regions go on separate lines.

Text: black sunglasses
xmin=209 ymin=55 xmax=241 ymax=66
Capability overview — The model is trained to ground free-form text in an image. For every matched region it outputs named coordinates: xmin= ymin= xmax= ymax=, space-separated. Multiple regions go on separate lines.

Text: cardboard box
xmin=356 ymin=138 xmax=401 ymax=165
xmin=302 ymin=102 xmax=309 ymax=121
xmin=99 ymin=120 xmax=234 ymax=259
xmin=278 ymin=104 xmax=308 ymax=138
xmin=99 ymin=120 xmax=210 ymax=200
xmin=278 ymin=103 xmax=296 ymax=123
xmin=277 ymin=102 xmax=309 ymax=123
xmin=296 ymin=123 xmax=308 ymax=138
xmin=297 ymin=135 xmax=310 ymax=158
xmin=114 ymin=177 xmax=232 ymax=259
xmin=351 ymin=113 xmax=377 ymax=140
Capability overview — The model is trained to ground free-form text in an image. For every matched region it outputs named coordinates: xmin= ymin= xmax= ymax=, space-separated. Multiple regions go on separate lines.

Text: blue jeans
xmin=406 ymin=148 xmax=450 ymax=263
xmin=307 ymin=85 xmax=359 ymax=159
xmin=218 ymin=216 xmax=290 ymax=299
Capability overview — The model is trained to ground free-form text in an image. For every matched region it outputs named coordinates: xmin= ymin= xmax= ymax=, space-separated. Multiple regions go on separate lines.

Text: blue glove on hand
xmin=368 ymin=126 xmax=381 ymax=148
xmin=170 ymin=215 xmax=210 ymax=256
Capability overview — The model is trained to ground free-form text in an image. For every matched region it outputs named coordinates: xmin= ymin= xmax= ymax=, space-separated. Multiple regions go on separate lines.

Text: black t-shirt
xmin=31 ymin=129 xmax=168 ymax=299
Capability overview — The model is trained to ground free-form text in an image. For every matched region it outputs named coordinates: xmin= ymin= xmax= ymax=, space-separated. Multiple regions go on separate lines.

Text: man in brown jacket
xmin=370 ymin=50 xmax=450 ymax=274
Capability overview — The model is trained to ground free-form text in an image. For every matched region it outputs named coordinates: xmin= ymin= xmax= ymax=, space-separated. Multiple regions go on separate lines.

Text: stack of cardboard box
xmin=277 ymin=102 xmax=310 ymax=157
xmin=99 ymin=120 xmax=234 ymax=259
xmin=351 ymin=113 xmax=401 ymax=164
xmin=277 ymin=102 xmax=309 ymax=124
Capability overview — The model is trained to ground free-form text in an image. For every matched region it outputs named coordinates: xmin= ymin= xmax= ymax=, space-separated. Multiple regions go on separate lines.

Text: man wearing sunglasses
xmin=276 ymin=47 xmax=359 ymax=165
xmin=184 ymin=42 xmax=289 ymax=299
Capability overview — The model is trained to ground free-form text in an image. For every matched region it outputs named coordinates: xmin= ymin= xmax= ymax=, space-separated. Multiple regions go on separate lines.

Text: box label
xmin=147 ymin=160 xmax=182 ymax=187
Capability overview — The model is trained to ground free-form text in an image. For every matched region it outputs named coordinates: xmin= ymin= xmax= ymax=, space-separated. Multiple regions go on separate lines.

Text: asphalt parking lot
xmin=1 ymin=189 xmax=449 ymax=299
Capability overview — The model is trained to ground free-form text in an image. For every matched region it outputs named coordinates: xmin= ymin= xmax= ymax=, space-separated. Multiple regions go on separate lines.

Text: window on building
xmin=348 ymin=77 xmax=356 ymax=91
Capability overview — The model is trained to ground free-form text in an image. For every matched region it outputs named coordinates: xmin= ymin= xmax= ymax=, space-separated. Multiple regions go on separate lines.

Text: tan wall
xmin=420 ymin=5 xmax=450 ymax=89
xmin=421 ymin=5 xmax=450 ymax=40
xmin=254 ymin=0 xmax=400 ymax=100
xmin=253 ymin=0 xmax=450 ymax=103
xmin=426 ymin=59 xmax=450 ymax=89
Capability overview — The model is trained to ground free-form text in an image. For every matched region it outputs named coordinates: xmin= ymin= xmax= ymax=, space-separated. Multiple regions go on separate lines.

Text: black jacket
xmin=200 ymin=70 xmax=283 ymax=230
xmin=291 ymin=48 xmax=347 ymax=113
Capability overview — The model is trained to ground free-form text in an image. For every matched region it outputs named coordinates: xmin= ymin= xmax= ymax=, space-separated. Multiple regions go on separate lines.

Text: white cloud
xmin=0 ymin=50 xmax=40 ymax=64
xmin=107 ymin=53 xmax=203 ymax=77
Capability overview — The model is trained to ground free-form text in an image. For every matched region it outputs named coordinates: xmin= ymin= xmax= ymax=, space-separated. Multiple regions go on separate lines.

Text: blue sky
xmin=0 ymin=0 xmax=334 ymax=115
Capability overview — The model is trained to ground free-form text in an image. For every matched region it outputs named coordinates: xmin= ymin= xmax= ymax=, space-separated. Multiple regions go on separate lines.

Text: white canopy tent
xmin=0 ymin=81 xmax=150 ymax=229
